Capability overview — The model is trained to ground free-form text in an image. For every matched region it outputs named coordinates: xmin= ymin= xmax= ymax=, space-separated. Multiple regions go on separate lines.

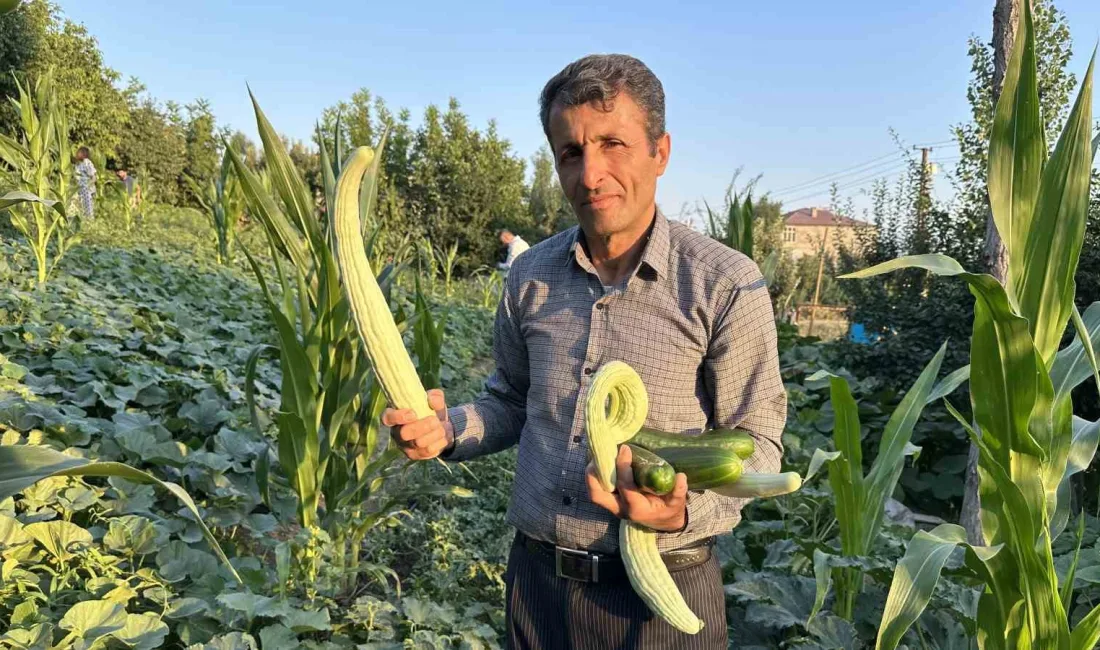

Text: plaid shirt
xmin=443 ymin=209 xmax=786 ymax=553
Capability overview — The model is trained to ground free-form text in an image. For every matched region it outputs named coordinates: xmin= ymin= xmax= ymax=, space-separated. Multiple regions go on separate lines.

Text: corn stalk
xmin=841 ymin=3 xmax=1098 ymax=647
xmin=186 ymin=149 xmax=244 ymax=264
xmin=0 ymin=69 xmax=80 ymax=285
xmin=232 ymin=92 xmax=468 ymax=599
xmin=803 ymin=343 xmax=946 ymax=622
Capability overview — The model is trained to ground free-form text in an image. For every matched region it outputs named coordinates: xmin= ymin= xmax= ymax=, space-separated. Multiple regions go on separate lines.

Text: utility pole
xmin=807 ymin=225 xmax=830 ymax=337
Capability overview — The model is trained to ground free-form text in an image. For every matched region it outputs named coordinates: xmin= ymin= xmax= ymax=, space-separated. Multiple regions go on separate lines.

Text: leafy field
xmin=0 ymin=214 xmax=514 ymax=648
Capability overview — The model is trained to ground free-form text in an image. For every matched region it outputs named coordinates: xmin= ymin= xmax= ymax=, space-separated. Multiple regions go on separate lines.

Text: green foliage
xmin=0 ymin=68 xmax=80 ymax=285
xmin=17 ymin=0 xmax=129 ymax=157
xmin=115 ymin=83 xmax=188 ymax=206
xmin=843 ymin=1 xmax=1097 ymax=643
xmin=527 ymin=144 xmax=572 ymax=238
xmin=0 ymin=1 xmax=41 ymax=136
xmin=187 ymin=148 xmax=243 ymax=264
xmin=179 ymin=100 xmax=221 ymax=209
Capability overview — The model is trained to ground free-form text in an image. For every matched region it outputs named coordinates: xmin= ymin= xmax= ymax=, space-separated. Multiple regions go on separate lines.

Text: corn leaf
xmin=1 ymin=190 xmax=63 ymax=216
xmin=875 ymin=524 xmax=1001 ymax=650
xmin=863 ymin=342 xmax=946 ymax=550
xmin=1051 ymin=417 xmax=1100 ymax=541
xmin=987 ymin=0 xmax=1044 ymax=292
xmin=360 ymin=126 xmax=390 ymax=236
xmin=808 ymin=548 xmax=833 ymax=624
xmin=970 ymin=431 xmax=1070 ymax=649
xmin=225 ymin=145 xmax=310 ymax=273
xmin=840 ymin=254 xmax=1044 ymax=464
xmin=1071 ymin=601 xmax=1100 ymax=650
xmin=1061 ymin=515 xmax=1086 ymax=615
xmin=1016 ymin=51 xmax=1095 ymax=367
xmin=0 ymin=445 xmax=241 ymax=584
xmin=247 ymin=89 xmax=321 ymax=249
xmin=1050 ymin=302 xmax=1100 ymax=405
xmin=825 ymin=373 xmax=864 ymax=557
xmin=804 ymin=448 xmax=842 ymax=483
xmin=927 ymin=363 xmax=970 ymax=404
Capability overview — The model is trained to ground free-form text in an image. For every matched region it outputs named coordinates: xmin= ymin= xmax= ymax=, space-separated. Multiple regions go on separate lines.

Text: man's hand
xmin=586 ymin=444 xmax=688 ymax=532
xmin=381 ymin=388 xmax=454 ymax=460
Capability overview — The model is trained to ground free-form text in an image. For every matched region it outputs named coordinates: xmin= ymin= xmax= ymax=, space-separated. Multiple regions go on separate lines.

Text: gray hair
xmin=538 ymin=54 xmax=666 ymax=154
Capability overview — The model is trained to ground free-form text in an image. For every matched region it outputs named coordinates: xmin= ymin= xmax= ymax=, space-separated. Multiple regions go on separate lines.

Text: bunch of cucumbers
xmin=628 ymin=427 xmax=754 ymax=495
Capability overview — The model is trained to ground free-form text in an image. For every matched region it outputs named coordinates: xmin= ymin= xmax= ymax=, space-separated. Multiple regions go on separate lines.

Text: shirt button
xmin=573 ymin=435 xmax=582 ymax=443
xmin=596 ymin=303 xmax=605 ymax=310
xmin=584 ymin=367 xmax=593 ymax=375
xmin=563 ymin=495 xmax=573 ymax=506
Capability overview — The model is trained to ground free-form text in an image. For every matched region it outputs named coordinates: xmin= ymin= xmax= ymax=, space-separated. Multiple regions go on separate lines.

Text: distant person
xmin=115 ymin=167 xmax=143 ymax=216
xmin=74 ymin=146 xmax=97 ymax=219
xmin=115 ymin=168 xmax=142 ymax=203
xmin=497 ymin=229 xmax=530 ymax=271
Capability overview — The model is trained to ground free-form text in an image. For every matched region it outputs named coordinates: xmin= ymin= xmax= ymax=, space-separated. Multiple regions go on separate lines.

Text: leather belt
xmin=516 ymin=531 xmax=715 ymax=584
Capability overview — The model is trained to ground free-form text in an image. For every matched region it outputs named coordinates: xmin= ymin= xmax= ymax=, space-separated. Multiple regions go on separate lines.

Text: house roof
xmin=783 ymin=207 xmax=872 ymax=228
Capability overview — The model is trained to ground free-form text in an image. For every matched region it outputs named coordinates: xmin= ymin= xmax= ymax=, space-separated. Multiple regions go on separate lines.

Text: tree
xmin=19 ymin=0 xmax=129 ymax=156
xmin=528 ymin=145 xmax=572 ymax=237
xmin=178 ymin=100 xmax=220 ymax=208
xmin=115 ymin=80 xmax=187 ymax=205
xmin=0 ymin=1 xmax=43 ymax=135
xmin=406 ymin=99 xmax=527 ymax=272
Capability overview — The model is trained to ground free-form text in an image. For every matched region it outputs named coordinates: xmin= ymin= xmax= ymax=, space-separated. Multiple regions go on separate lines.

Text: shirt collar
xmin=565 ymin=207 xmax=670 ymax=281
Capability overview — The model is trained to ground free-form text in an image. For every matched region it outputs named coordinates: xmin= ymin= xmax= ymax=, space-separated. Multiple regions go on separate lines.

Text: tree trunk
xmin=962 ymin=0 xmax=1020 ymax=547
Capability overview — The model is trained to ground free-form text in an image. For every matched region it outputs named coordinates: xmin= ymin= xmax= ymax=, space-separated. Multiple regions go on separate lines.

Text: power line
xmin=781 ymin=163 xmax=913 ymax=205
xmin=771 ymin=156 xmax=911 ymax=198
xmin=768 ymin=150 xmax=904 ymax=195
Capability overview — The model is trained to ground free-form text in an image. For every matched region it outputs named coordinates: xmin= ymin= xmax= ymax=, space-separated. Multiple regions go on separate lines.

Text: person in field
xmin=382 ymin=53 xmax=785 ymax=649
xmin=74 ymin=146 xmax=97 ymax=219
xmin=497 ymin=228 xmax=531 ymax=273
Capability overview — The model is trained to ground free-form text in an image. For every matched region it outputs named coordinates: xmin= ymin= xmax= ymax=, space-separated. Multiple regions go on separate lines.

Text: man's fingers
xmin=663 ymin=473 xmax=689 ymax=508
xmin=382 ymin=407 xmax=416 ymax=428
xmin=409 ymin=427 xmax=445 ymax=450
xmin=427 ymin=389 xmax=448 ymax=422
xmin=586 ymin=467 xmax=622 ymax=517
xmin=615 ymin=444 xmax=637 ymax=491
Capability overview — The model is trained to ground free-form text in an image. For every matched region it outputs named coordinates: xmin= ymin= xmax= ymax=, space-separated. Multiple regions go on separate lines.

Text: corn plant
xmin=0 ymin=69 xmax=80 ymax=285
xmin=705 ymin=191 xmax=753 ymax=255
xmin=841 ymin=3 xmax=1098 ymax=647
xmin=433 ymin=240 xmax=459 ymax=297
xmin=186 ymin=149 xmax=244 ymax=264
xmin=803 ymin=342 xmax=947 ymax=622
xmin=106 ymin=178 xmax=137 ymax=233
xmin=470 ymin=265 xmax=504 ymax=308
xmin=230 ymin=91 xmax=468 ymax=598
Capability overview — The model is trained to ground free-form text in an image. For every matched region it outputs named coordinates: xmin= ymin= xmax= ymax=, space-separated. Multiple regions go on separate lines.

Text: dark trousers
xmin=504 ymin=532 xmax=727 ymax=649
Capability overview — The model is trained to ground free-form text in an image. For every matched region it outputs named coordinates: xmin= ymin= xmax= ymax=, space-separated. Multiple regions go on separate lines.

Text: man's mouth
xmin=585 ymin=195 xmax=618 ymax=208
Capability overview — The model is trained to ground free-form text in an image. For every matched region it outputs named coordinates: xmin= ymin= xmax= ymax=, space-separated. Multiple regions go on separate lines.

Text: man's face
xmin=548 ymin=92 xmax=670 ymax=238
xmin=500 ymin=232 xmax=513 ymax=245
xmin=116 ymin=170 xmax=127 ymax=180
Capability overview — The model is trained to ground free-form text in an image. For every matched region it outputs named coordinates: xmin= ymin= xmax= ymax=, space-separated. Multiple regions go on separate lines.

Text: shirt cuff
xmin=438 ymin=404 xmax=482 ymax=463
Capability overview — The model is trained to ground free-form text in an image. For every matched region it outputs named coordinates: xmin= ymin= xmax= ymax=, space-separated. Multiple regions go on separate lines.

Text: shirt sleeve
xmin=441 ymin=269 xmax=529 ymax=462
xmin=659 ymin=264 xmax=787 ymax=543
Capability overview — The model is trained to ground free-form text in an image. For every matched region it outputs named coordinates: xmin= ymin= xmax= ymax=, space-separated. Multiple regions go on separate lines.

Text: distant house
xmin=782 ymin=207 xmax=874 ymax=260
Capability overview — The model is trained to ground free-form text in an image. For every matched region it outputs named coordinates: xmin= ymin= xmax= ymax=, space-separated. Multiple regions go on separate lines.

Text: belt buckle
xmin=555 ymin=546 xmax=599 ymax=582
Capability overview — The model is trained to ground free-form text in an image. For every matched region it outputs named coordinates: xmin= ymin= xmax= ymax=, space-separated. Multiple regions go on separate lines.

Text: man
xmin=497 ymin=229 xmax=531 ymax=272
xmin=74 ymin=146 xmax=97 ymax=219
xmin=115 ymin=167 xmax=142 ymax=204
xmin=115 ymin=167 xmax=143 ymax=220
xmin=383 ymin=54 xmax=785 ymax=649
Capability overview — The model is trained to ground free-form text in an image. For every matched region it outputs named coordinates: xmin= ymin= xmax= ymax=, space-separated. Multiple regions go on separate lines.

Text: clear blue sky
xmin=62 ymin=0 xmax=1100 ymax=224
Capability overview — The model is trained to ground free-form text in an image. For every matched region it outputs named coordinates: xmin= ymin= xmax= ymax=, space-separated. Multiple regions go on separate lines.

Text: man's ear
xmin=655 ymin=132 xmax=671 ymax=176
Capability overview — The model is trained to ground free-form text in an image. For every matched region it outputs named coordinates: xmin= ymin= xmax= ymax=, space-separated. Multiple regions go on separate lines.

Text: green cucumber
xmin=627 ymin=444 xmax=677 ymax=495
xmin=651 ymin=446 xmax=743 ymax=490
xmin=630 ymin=427 xmax=755 ymax=460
